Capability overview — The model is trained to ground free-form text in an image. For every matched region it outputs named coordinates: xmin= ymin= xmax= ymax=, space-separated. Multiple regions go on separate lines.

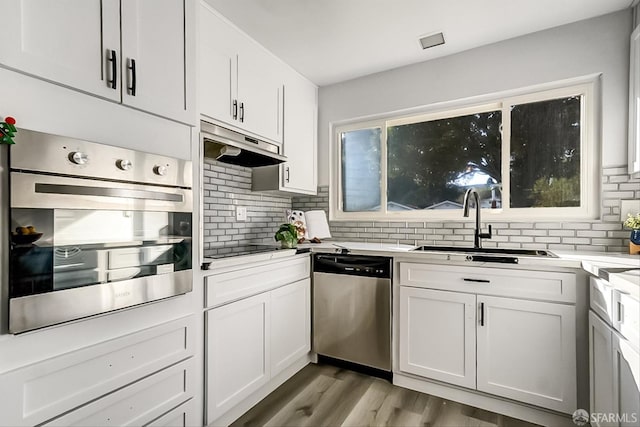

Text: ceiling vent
xmin=419 ymin=32 xmax=445 ymax=50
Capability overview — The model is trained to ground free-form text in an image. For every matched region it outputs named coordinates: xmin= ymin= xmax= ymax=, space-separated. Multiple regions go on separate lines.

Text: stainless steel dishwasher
xmin=312 ymin=253 xmax=392 ymax=372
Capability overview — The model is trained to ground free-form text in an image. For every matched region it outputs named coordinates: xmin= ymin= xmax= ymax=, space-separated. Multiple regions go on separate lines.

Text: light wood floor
xmin=230 ymin=363 xmax=541 ymax=427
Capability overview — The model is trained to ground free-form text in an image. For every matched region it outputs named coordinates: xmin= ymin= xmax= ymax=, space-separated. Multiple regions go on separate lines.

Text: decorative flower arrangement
xmin=623 ymin=213 xmax=640 ymax=230
xmin=0 ymin=116 xmax=17 ymax=145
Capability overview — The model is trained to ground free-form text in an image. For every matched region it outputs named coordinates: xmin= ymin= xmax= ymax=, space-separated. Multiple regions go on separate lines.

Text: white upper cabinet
xmin=0 ymin=0 xmax=120 ymax=101
xmin=198 ymin=1 xmax=283 ymax=143
xmin=0 ymin=0 xmax=194 ymax=124
xmin=120 ymin=0 xmax=195 ymax=124
xmin=252 ymin=67 xmax=318 ymax=195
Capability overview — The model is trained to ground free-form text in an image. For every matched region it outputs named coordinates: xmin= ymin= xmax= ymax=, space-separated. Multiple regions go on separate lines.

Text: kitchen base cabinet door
xmin=399 ymin=287 xmax=476 ymax=389
xmin=613 ymin=337 xmax=640 ymax=427
xmin=590 ymin=311 xmax=616 ymax=426
xmin=206 ymin=292 xmax=270 ymax=423
xmin=476 ymin=296 xmax=576 ymax=414
xmin=271 ymin=278 xmax=311 ymax=377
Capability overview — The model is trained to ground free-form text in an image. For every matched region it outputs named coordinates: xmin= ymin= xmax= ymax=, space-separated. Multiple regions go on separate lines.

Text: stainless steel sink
xmin=411 ymin=245 xmax=557 ymax=258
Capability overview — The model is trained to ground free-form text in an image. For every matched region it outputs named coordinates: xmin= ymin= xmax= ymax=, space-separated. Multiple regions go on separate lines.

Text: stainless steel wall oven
xmin=6 ymin=129 xmax=193 ymax=333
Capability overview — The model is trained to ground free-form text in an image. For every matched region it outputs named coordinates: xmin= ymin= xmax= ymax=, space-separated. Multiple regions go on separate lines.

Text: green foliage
xmin=274 ymin=223 xmax=298 ymax=248
xmin=530 ymin=175 xmax=580 ymax=207
xmin=623 ymin=213 xmax=640 ymax=230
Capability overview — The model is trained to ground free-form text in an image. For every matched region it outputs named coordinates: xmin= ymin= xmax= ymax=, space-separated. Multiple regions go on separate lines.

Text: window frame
xmin=330 ymin=79 xmax=599 ymax=221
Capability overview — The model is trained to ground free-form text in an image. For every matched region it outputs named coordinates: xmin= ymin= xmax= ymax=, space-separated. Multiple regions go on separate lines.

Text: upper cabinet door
xmin=0 ymin=0 xmax=120 ymax=101
xmin=282 ymin=69 xmax=318 ymax=194
xmin=121 ymin=0 xmax=194 ymax=124
xmin=237 ymin=42 xmax=283 ymax=143
xmin=198 ymin=2 xmax=239 ymax=127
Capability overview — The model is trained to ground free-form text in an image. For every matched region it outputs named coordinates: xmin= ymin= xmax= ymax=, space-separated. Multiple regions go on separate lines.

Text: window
xmin=331 ymin=81 xmax=598 ymax=220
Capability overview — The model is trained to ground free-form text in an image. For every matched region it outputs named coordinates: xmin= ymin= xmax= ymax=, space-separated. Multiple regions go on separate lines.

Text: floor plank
xmin=230 ymin=363 xmax=542 ymax=427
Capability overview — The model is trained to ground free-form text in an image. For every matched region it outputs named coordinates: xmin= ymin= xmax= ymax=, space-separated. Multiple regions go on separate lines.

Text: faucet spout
xmin=462 ymin=188 xmax=492 ymax=249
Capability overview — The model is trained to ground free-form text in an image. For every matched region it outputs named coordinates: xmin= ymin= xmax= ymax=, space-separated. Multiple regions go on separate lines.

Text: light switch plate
xmin=236 ymin=206 xmax=247 ymax=221
xmin=620 ymin=199 xmax=640 ymax=221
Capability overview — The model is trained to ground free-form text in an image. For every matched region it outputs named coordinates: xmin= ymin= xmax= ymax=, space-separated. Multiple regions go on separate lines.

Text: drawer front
xmin=399 ymin=263 xmax=576 ymax=303
xmin=590 ymin=277 xmax=615 ymax=327
xmin=205 ymin=256 xmax=310 ymax=308
xmin=0 ymin=315 xmax=194 ymax=427
xmin=616 ymin=292 xmax=640 ymax=350
xmin=44 ymin=359 xmax=194 ymax=426
xmin=147 ymin=398 xmax=198 ymax=427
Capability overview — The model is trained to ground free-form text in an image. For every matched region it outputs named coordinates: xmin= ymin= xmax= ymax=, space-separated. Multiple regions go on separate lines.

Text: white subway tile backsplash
xmin=202 ymin=158 xmax=292 ymax=255
xmin=291 ymin=166 xmax=637 ymax=253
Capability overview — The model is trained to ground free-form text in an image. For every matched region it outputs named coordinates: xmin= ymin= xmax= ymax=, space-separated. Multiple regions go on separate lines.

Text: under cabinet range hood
xmin=201 ymin=121 xmax=287 ymax=167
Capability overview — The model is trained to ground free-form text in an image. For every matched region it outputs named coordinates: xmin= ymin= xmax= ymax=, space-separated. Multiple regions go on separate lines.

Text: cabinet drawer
xmin=0 ymin=315 xmax=194 ymax=427
xmin=590 ymin=277 xmax=615 ymax=327
xmin=399 ymin=263 xmax=576 ymax=303
xmin=205 ymin=256 xmax=310 ymax=308
xmin=147 ymin=398 xmax=198 ymax=427
xmin=44 ymin=358 xmax=194 ymax=426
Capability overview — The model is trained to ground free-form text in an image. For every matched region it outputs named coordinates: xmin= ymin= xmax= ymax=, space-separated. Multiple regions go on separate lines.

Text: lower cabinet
xmin=399 ymin=287 xmax=476 ymax=389
xmin=476 ymin=295 xmax=576 ymax=413
xmin=590 ymin=311 xmax=640 ymax=427
xmin=44 ymin=359 xmax=194 ymax=427
xmin=399 ymin=285 xmax=577 ymax=414
xmin=0 ymin=315 xmax=195 ymax=426
xmin=206 ymin=278 xmax=310 ymax=423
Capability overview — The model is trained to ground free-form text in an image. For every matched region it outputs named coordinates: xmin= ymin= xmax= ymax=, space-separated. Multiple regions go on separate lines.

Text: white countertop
xmin=203 ymin=240 xmax=640 ymax=297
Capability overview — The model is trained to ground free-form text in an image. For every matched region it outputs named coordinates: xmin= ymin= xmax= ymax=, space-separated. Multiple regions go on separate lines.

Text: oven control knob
xmin=154 ymin=164 xmax=168 ymax=176
xmin=116 ymin=159 xmax=132 ymax=171
xmin=69 ymin=151 xmax=88 ymax=165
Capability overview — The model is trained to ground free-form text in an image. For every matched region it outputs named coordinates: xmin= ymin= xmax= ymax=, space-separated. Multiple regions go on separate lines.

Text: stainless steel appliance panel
xmin=7 ymin=129 xmax=193 ymax=334
xmin=11 ymin=173 xmax=192 ymax=212
xmin=312 ymin=254 xmax=392 ymax=371
xmin=9 ymin=269 xmax=192 ymax=334
xmin=313 ymin=272 xmax=391 ymax=370
xmin=10 ymin=129 xmax=192 ymax=188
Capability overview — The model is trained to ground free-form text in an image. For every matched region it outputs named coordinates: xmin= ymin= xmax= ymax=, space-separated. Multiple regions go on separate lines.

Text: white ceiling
xmin=204 ymin=0 xmax=635 ymax=87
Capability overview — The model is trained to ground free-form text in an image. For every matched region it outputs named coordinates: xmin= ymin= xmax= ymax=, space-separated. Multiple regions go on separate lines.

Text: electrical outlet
xmin=236 ymin=206 xmax=247 ymax=221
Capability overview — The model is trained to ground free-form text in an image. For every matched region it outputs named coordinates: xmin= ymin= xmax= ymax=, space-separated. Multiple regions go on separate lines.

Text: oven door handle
xmin=35 ymin=183 xmax=183 ymax=202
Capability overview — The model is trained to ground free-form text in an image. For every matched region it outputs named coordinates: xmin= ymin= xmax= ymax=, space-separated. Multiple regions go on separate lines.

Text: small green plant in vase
xmin=275 ymin=223 xmax=298 ymax=249
xmin=623 ymin=213 xmax=640 ymax=254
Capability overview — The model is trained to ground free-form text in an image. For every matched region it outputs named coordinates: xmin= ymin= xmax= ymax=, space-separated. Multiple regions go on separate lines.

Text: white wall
xmin=317 ymin=10 xmax=633 ymax=186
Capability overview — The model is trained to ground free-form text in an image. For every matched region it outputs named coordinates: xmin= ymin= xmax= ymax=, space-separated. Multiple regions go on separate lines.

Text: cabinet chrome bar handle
xmin=618 ymin=301 xmax=624 ymax=324
xmin=128 ymin=58 xmax=137 ymax=96
xmin=463 ymin=278 xmax=491 ymax=283
xmin=480 ymin=302 xmax=485 ymax=326
xmin=239 ymin=102 xmax=244 ymax=122
xmin=232 ymin=99 xmax=238 ymax=120
xmin=285 ymin=166 xmax=290 ymax=183
xmin=107 ymin=49 xmax=117 ymax=89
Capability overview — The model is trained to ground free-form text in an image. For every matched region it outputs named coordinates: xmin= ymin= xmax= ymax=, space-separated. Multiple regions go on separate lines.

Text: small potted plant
xmin=274 ymin=223 xmax=298 ymax=249
xmin=623 ymin=213 xmax=640 ymax=255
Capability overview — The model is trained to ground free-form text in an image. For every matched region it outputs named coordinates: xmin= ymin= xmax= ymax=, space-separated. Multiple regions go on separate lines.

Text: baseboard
xmin=208 ymin=354 xmax=312 ymax=427
xmin=393 ymin=373 xmax=575 ymax=427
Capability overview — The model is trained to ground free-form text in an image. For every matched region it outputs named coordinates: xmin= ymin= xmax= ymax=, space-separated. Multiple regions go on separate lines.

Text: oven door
xmin=9 ymin=173 xmax=193 ymax=333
